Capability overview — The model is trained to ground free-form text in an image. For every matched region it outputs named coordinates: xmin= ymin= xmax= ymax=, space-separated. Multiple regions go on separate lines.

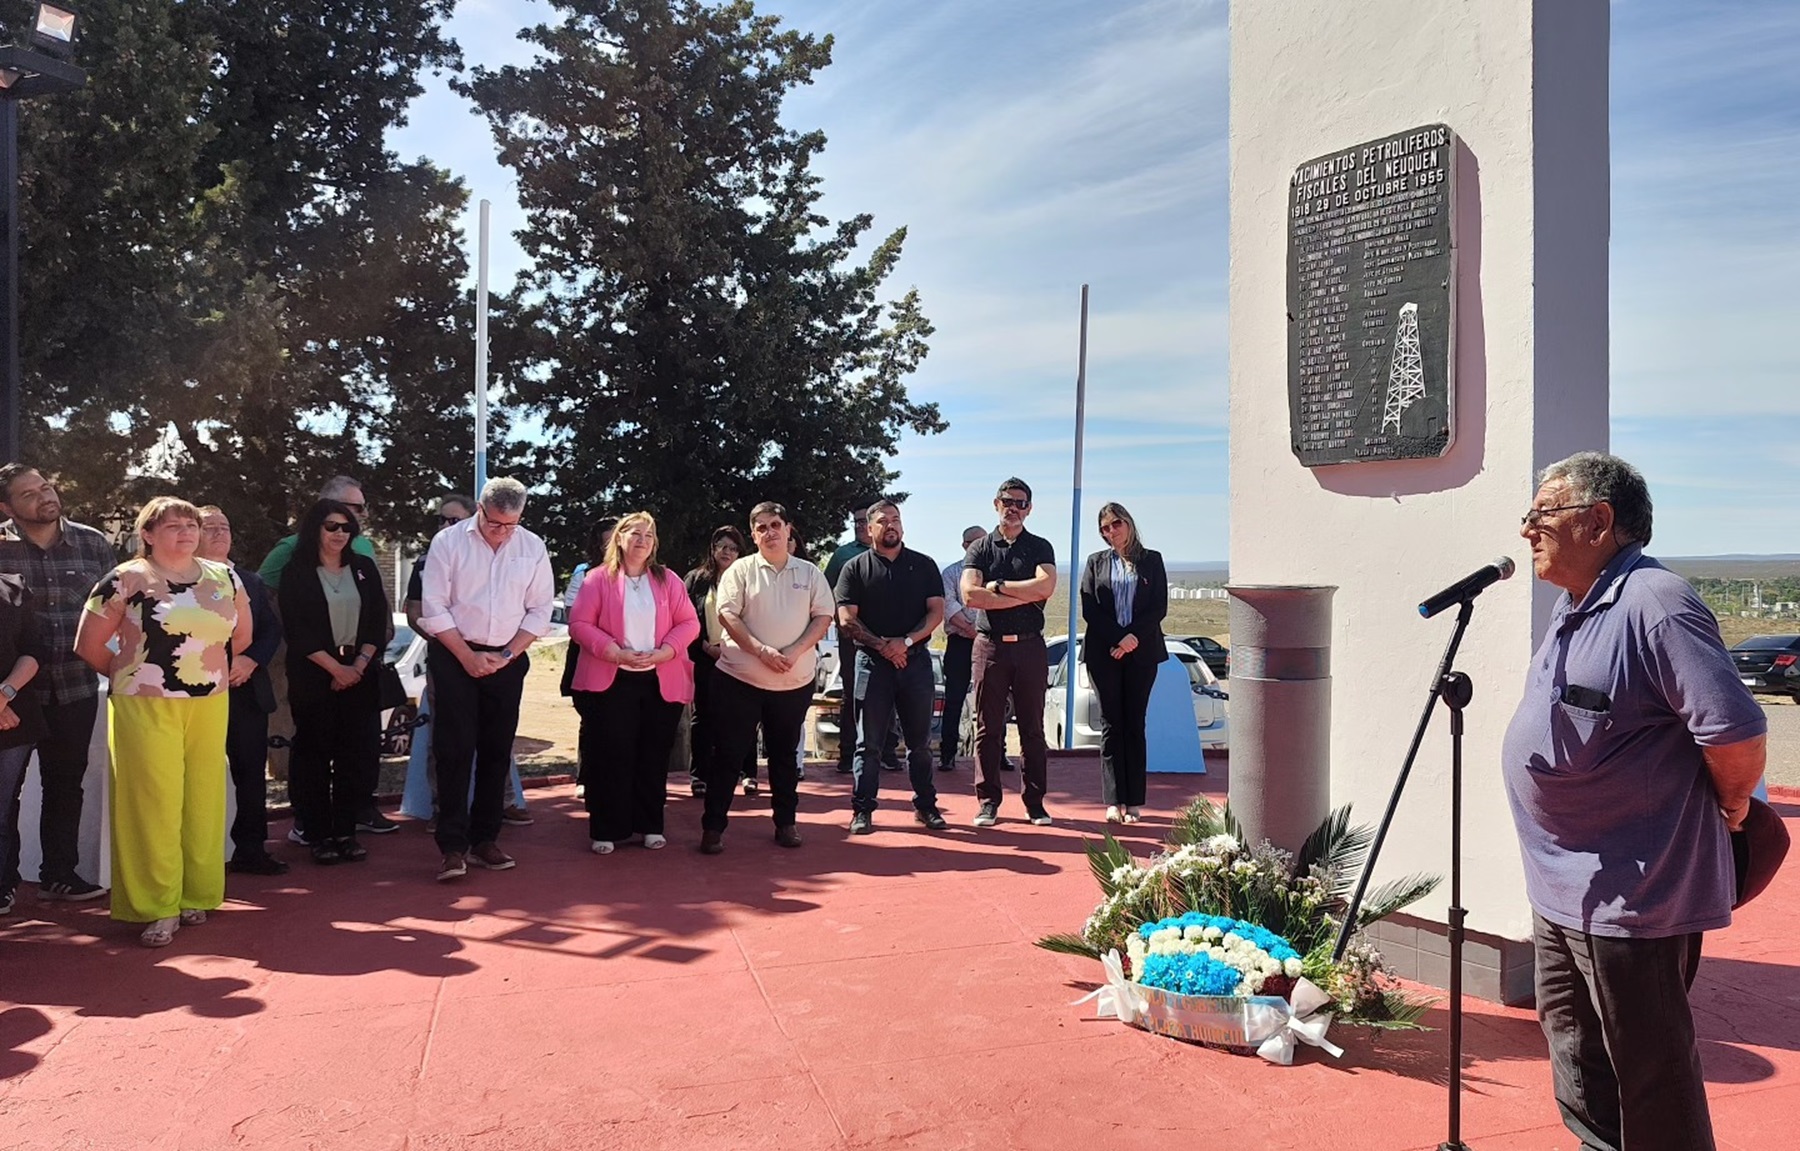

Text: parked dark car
xmin=1730 ymin=634 xmax=1800 ymax=700
xmin=813 ymin=649 xmax=947 ymax=761
xmin=1171 ymin=634 xmax=1231 ymax=679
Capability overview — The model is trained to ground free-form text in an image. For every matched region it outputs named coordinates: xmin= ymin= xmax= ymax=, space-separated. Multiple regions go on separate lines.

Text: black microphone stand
xmin=1331 ymin=597 xmax=1478 ymax=1151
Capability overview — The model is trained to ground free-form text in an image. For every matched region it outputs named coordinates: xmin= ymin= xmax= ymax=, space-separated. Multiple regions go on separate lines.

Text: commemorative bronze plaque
xmin=1287 ymin=124 xmax=1456 ymax=466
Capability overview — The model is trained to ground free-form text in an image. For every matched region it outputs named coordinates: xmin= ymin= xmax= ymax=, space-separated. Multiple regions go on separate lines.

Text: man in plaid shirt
xmin=0 ymin=465 xmax=116 ymax=901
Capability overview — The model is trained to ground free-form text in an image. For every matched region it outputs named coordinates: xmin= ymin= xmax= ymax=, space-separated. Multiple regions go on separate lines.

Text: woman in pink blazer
xmin=569 ymin=512 xmax=701 ymax=853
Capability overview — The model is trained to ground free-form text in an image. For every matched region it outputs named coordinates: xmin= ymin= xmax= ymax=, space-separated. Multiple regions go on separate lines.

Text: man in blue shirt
xmin=1503 ymin=452 xmax=1766 ymax=1151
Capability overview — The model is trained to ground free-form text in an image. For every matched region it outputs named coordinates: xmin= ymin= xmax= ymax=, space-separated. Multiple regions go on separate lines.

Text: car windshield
xmin=385 ymin=625 xmax=417 ymax=663
xmin=1738 ymin=635 xmax=1800 ymax=650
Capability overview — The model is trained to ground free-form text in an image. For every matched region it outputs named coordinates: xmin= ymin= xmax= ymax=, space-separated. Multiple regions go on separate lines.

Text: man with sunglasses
xmin=1504 ymin=452 xmax=1766 ymax=1151
xmin=258 ymin=476 xmax=393 ymax=838
xmin=417 ymin=478 xmax=555 ymax=881
xmin=960 ymin=478 xmax=1058 ymax=827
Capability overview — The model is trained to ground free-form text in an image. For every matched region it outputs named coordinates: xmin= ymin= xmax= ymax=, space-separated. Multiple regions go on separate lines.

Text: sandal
xmin=1104 ymin=806 xmax=1123 ymax=824
xmin=140 ymin=917 xmax=179 ymax=948
xmin=1123 ymin=808 xmax=1142 ymax=824
xmin=178 ymin=909 xmax=207 ymax=927
xmin=336 ymin=837 xmax=368 ymax=862
xmin=311 ymin=840 xmax=343 ymax=865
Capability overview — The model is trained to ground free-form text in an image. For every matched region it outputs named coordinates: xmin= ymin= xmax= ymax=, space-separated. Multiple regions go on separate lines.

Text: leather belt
xmin=982 ymin=631 xmax=1041 ymax=644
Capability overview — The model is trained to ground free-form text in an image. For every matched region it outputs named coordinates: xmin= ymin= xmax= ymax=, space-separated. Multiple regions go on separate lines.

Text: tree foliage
xmin=13 ymin=0 xmax=499 ymax=560
xmin=461 ymin=0 xmax=943 ymax=569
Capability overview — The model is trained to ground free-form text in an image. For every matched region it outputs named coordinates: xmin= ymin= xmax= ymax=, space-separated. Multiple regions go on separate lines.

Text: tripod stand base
xmin=1437 ymin=1143 xmax=1472 ymax=1150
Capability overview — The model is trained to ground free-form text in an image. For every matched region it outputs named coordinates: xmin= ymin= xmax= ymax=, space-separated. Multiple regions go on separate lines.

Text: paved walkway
xmin=2 ymin=760 xmax=1795 ymax=1150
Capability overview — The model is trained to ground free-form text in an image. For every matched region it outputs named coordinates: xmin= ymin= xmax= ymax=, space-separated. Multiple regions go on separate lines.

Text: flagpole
xmin=474 ymin=198 xmax=491 ymax=493
xmin=1063 ymin=285 xmax=1089 ymax=748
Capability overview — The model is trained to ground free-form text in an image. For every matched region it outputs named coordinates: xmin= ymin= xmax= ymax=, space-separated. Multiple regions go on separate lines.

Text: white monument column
xmin=1228 ymin=0 xmax=1609 ymax=1003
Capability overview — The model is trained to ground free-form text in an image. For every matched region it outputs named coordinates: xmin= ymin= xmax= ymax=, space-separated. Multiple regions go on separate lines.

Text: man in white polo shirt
xmin=700 ymin=501 xmax=834 ymax=854
xmin=417 ymin=477 xmax=555 ymax=881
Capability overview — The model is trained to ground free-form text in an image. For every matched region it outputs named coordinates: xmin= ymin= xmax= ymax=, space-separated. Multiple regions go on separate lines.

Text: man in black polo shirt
xmin=960 ymin=477 xmax=1058 ymax=827
xmin=834 ymin=500 xmax=946 ymax=834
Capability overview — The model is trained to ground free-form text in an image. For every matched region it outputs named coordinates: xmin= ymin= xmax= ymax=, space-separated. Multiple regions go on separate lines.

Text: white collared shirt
xmin=418 ymin=517 xmax=556 ymax=645
xmin=715 ymin=551 xmax=833 ymax=691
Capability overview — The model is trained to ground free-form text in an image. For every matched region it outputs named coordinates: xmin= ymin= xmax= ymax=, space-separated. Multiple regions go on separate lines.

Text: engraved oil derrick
xmin=1382 ymin=301 xmax=1425 ymax=434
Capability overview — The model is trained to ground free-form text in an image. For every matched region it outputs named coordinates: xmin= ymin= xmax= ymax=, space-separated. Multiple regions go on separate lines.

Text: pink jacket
xmin=568 ymin=566 xmax=701 ymax=703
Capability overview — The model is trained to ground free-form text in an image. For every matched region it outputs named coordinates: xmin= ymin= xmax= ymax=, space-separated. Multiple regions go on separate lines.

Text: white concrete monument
xmin=1228 ymin=0 xmax=1610 ymax=1003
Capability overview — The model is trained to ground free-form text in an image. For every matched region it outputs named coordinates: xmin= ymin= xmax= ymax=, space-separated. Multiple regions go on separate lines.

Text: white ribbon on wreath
xmin=1071 ymin=949 xmax=1148 ymax=1025
xmin=1253 ymin=977 xmax=1344 ymax=1066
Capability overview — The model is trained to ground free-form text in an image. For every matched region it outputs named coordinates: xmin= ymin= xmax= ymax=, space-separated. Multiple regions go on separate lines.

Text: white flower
xmin=1284 ymin=957 xmax=1304 ymax=978
xmin=1204 ymin=834 xmax=1240 ymax=854
xmin=1202 ymin=926 xmax=1224 ymax=942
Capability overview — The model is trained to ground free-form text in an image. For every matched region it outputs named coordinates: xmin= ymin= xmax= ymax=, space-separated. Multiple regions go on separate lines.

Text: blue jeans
xmin=1 ymin=743 xmax=37 ymax=893
xmin=852 ymin=650 xmax=937 ymax=815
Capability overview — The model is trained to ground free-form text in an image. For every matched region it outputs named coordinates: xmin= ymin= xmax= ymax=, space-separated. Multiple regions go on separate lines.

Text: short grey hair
xmin=1538 ymin=451 xmax=1653 ymax=546
xmin=319 ymin=475 xmax=364 ymax=501
xmin=481 ymin=476 xmax=528 ymax=515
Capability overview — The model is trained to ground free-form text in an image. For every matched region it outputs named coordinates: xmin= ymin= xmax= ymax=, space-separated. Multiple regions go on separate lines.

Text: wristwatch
xmin=902 ymin=636 xmax=915 ymax=649
xmin=994 ymin=579 xmax=1007 ymax=596
xmin=0 ymin=684 xmax=14 ymax=701
xmin=500 ymin=648 xmax=516 ymax=662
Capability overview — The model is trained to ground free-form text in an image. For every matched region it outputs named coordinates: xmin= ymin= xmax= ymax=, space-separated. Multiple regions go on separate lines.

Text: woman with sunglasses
xmin=75 ymin=497 xmax=251 ymax=947
xmin=279 ymin=500 xmax=391 ymax=864
xmin=1079 ymin=502 xmax=1168 ymax=824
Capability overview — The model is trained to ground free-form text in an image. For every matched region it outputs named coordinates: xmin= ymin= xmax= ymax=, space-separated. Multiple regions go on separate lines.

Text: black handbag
xmin=378 ymin=661 xmax=408 ymax=711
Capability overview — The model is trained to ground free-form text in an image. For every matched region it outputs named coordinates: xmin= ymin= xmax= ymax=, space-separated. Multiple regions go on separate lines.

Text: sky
xmin=389 ymin=0 xmax=1799 ymax=570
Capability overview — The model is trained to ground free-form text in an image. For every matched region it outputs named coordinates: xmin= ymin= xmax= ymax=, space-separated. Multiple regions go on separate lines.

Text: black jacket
xmin=1079 ymin=548 xmax=1169 ymax=670
xmin=0 ymin=574 xmax=47 ymax=749
xmin=230 ymin=564 xmax=283 ymax=715
xmin=279 ymin=552 xmax=390 ymax=712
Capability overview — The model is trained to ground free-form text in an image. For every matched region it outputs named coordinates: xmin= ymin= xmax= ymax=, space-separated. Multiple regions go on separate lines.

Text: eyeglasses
xmin=322 ymin=521 xmax=355 ymax=534
xmin=751 ymin=521 xmax=785 ymax=534
xmin=1099 ymin=520 xmax=1127 ymax=533
xmin=481 ymin=513 xmax=521 ymax=532
xmin=997 ymin=497 xmax=1030 ymax=510
xmin=438 ymin=514 xmax=467 ymax=526
xmin=1521 ymin=503 xmax=1595 ymax=527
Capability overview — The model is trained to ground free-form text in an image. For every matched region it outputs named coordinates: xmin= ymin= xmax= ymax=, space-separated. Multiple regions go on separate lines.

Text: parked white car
xmin=1042 ymin=636 xmax=1230 ymax=752
xmin=381 ymin=613 xmax=430 ymax=755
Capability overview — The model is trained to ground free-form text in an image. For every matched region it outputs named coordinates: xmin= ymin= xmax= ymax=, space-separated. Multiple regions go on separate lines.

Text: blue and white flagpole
xmin=473 ymin=198 xmax=491 ymax=493
xmin=1063 ymin=285 xmax=1089 ymax=748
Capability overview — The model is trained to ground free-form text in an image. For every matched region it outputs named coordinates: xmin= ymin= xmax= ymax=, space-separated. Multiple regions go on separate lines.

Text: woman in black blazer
xmin=280 ymin=499 xmax=391 ymax=864
xmin=1079 ymin=503 xmax=1168 ymax=824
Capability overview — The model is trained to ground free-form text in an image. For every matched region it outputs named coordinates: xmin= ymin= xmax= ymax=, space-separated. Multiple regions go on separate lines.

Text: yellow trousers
xmin=108 ymin=693 xmax=229 ymax=923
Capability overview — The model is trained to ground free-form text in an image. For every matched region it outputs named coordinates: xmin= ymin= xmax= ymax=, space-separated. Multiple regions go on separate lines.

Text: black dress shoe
xmin=336 ymin=837 xmax=369 ymax=862
xmin=774 ymin=825 xmax=803 ymax=849
xmin=310 ymin=841 xmax=343 ymax=865
xmin=699 ymin=829 xmax=724 ymax=855
xmin=227 ymin=852 xmax=290 ymax=876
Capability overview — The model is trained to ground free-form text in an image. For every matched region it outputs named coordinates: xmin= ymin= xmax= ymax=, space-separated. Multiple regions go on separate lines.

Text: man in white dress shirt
xmin=417 ymin=477 xmax=555 ymax=881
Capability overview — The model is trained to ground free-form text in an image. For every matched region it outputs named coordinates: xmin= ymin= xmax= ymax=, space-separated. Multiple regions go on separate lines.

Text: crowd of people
xmin=0 ymin=465 xmax=1182 ymax=947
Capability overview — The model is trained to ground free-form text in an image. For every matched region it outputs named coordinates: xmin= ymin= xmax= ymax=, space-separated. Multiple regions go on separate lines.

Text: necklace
xmin=319 ymin=565 xmax=352 ymax=594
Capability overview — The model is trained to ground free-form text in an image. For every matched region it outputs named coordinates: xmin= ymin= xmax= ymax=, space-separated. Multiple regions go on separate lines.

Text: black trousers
xmin=290 ymin=691 xmax=381 ymax=841
xmin=689 ymin=652 xmax=753 ymax=782
xmin=1533 ymin=913 xmax=1714 ymax=1151
xmin=34 ymin=694 xmax=98 ymax=882
xmin=429 ymin=643 xmax=529 ymax=854
xmin=939 ymin=634 xmax=974 ymax=766
xmin=833 ymin=633 xmax=857 ymax=770
xmin=1090 ymin=656 xmax=1156 ymax=807
xmin=703 ymin=668 xmax=808 ymax=833
xmin=971 ymin=634 xmax=1048 ymax=808
xmin=225 ymin=688 xmax=271 ymax=855
xmin=576 ymin=673 xmax=683 ymax=842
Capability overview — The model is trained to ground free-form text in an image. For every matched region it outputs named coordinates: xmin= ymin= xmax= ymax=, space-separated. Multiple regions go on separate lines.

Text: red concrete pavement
xmin=2 ymin=759 xmax=1796 ymax=1150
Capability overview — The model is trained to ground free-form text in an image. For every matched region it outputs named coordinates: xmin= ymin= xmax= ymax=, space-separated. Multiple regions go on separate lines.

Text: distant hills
xmin=1165 ymin=556 xmax=1800 ymax=583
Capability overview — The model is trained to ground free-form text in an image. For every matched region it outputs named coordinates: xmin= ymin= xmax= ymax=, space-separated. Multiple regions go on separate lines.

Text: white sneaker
xmin=643 ymin=834 xmax=667 ymax=850
xmin=591 ymin=840 xmax=614 ymax=855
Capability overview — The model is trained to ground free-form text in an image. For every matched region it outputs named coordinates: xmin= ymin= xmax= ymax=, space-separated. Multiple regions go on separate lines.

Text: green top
xmin=259 ymin=532 xmax=377 ymax=591
xmin=823 ymin=541 xmax=868 ymax=589
xmin=319 ymin=566 xmax=362 ymax=648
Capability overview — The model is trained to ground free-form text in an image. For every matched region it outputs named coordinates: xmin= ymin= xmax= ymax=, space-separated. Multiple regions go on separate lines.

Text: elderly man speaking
xmin=418 ymin=477 xmax=555 ymax=882
xmin=1503 ymin=451 xmax=1766 ymax=1151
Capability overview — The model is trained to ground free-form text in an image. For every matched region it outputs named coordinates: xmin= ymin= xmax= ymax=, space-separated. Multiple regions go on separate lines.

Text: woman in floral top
xmin=75 ymin=497 xmax=250 ymax=947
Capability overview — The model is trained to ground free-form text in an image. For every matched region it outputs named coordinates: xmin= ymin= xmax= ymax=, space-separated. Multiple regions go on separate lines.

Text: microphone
xmin=1418 ymin=557 xmax=1516 ymax=619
